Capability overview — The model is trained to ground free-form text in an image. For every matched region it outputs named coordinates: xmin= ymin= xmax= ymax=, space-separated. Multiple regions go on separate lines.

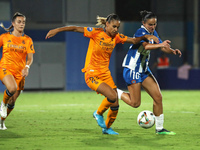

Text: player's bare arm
xmin=45 ymin=26 xmax=84 ymax=39
xmin=126 ymin=35 xmax=159 ymax=44
xmin=162 ymin=47 xmax=182 ymax=57
xmin=161 ymin=40 xmax=182 ymax=57
xmin=22 ymin=53 xmax=33 ymax=77
xmin=142 ymin=40 xmax=170 ymax=50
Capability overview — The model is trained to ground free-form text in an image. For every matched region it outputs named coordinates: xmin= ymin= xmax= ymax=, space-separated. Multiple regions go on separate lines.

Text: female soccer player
xmin=0 ymin=12 xmax=35 ymax=130
xmin=46 ymin=14 xmax=159 ymax=135
xmin=117 ymin=10 xmax=182 ymax=135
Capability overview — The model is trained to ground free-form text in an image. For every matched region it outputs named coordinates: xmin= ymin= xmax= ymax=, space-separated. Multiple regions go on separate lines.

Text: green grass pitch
xmin=0 ymin=90 xmax=199 ymax=150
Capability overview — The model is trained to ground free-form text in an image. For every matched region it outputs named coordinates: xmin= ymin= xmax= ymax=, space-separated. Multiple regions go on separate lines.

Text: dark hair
xmin=96 ymin=13 xmax=120 ymax=27
xmin=106 ymin=13 xmax=120 ymax=23
xmin=140 ymin=10 xmax=156 ymax=23
xmin=12 ymin=12 xmax=26 ymax=22
xmin=0 ymin=12 xmax=26 ymax=31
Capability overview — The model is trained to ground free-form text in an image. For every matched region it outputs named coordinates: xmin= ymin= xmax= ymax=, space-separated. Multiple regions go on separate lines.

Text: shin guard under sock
xmin=3 ymin=89 xmax=14 ymax=104
xmin=97 ymin=98 xmax=115 ymax=115
xmin=105 ymin=105 xmax=119 ymax=128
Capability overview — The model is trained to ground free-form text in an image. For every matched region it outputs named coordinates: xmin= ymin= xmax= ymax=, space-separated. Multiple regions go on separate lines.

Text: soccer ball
xmin=137 ymin=110 xmax=155 ymax=129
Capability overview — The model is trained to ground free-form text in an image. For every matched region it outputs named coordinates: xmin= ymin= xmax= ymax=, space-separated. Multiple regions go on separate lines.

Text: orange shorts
xmin=0 ymin=68 xmax=25 ymax=90
xmin=85 ymin=71 xmax=117 ymax=92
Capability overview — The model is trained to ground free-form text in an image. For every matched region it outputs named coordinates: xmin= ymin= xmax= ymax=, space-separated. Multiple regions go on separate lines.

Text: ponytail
xmin=0 ymin=12 xmax=25 ymax=32
xmin=0 ymin=23 xmax=13 ymax=31
xmin=96 ymin=16 xmax=107 ymax=27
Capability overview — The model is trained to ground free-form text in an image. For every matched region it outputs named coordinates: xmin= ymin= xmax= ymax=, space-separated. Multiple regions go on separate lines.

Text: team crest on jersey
xmin=22 ymin=40 xmax=25 ymax=44
xmin=7 ymin=40 xmax=11 ymax=42
xmin=87 ymin=27 xmax=93 ymax=32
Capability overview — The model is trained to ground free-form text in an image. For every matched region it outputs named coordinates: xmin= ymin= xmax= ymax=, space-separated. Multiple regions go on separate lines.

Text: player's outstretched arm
xmin=45 ymin=26 xmax=84 ymax=39
xmin=161 ymin=40 xmax=182 ymax=57
xmin=125 ymin=35 xmax=159 ymax=45
xmin=143 ymin=40 xmax=170 ymax=50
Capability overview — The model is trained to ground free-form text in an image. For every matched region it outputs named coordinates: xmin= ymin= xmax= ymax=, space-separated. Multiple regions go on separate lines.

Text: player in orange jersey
xmin=0 ymin=12 xmax=35 ymax=130
xmin=46 ymin=14 xmax=159 ymax=135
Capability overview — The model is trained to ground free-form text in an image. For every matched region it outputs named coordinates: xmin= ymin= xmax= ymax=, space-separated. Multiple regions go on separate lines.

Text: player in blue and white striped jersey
xmin=117 ymin=10 xmax=182 ymax=135
xmin=122 ymin=25 xmax=162 ymax=74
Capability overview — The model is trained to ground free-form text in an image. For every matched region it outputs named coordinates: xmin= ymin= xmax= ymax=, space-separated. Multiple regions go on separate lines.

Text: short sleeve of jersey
xmin=84 ymin=27 xmax=96 ymax=38
xmin=134 ymin=29 xmax=147 ymax=43
xmin=27 ymin=38 xmax=35 ymax=54
xmin=0 ymin=34 xmax=4 ymax=47
xmin=115 ymin=33 xmax=128 ymax=44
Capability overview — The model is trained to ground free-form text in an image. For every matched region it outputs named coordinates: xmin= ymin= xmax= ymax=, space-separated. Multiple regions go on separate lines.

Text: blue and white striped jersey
xmin=122 ymin=25 xmax=162 ymax=73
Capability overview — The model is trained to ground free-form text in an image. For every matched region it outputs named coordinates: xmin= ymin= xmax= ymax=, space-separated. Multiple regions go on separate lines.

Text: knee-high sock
xmin=97 ymin=98 xmax=115 ymax=115
xmin=3 ymin=90 xmax=13 ymax=104
xmin=1 ymin=104 xmax=14 ymax=121
xmin=105 ymin=106 xmax=119 ymax=129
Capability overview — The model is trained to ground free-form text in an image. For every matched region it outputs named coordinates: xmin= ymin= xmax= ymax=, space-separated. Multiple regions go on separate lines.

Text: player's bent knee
xmin=107 ymin=91 xmax=118 ymax=102
xmin=154 ymin=95 xmax=163 ymax=105
xmin=130 ymin=102 xmax=141 ymax=108
xmin=7 ymin=86 xmax=17 ymax=94
xmin=107 ymin=98 xmax=117 ymax=103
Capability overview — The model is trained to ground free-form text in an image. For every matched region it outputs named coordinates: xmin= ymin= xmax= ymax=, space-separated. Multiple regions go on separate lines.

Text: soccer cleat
xmin=156 ymin=128 xmax=176 ymax=135
xmin=93 ymin=110 xmax=106 ymax=128
xmin=0 ymin=101 xmax=7 ymax=118
xmin=102 ymin=128 xmax=119 ymax=135
xmin=0 ymin=119 xmax=7 ymax=130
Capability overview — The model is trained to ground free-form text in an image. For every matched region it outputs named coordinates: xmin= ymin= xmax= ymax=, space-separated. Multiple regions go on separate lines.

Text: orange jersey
xmin=82 ymin=27 xmax=127 ymax=74
xmin=0 ymin=32 xmax=35 ymax=76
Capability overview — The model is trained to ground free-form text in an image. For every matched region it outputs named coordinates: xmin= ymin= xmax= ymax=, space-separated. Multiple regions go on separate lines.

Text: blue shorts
xmin=123 ymin=67 xmax=152 ymax=85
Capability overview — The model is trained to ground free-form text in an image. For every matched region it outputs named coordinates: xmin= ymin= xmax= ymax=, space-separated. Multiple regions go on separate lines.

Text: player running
xmin=0 ymin=12 xmax=35 ymax=130
xmin=117 ymin=10 xmax=182 ymax=135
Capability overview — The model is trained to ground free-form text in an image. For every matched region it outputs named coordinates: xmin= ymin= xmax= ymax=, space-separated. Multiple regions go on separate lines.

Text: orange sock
xmin=97 ymin=98 xmax=114 ymax=115
xmin=105 ymin=106 xmax=119 ymax=128
xmin=3 ymin=90 xmax=13 ymax=104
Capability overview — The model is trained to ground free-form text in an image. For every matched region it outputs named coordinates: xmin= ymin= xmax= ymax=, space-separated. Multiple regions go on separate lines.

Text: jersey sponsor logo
xmin=7 ymin=40 xmax=11 ymax=42
xmin=87 ymin=27 xmax=93 ymax=32
xmin=99 ymin=41 xmax=114 ymax=51
xmin=7 ymin=44 xmax=26 ymax=53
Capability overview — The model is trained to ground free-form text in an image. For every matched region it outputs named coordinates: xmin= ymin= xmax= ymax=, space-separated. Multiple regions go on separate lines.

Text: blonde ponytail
xmin=0 ymin=23 xmax=13 ymax=31
xmin=96 ymin=16 xmax=107 ymax=27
